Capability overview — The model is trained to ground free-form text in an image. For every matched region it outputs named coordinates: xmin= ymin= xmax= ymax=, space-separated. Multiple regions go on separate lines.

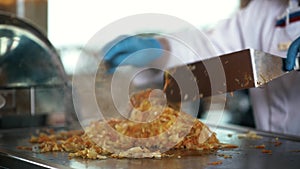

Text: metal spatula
xmin=164 ymin=49 xmax=299 ymax=102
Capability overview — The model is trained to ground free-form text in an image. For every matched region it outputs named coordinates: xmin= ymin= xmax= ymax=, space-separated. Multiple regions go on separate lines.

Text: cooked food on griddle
xmin=21 ymin=89 xmax=237 ymax=159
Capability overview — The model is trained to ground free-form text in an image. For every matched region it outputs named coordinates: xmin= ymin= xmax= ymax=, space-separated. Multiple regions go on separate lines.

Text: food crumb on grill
xmin=220 ymin=144 xmax=238 ymax=149
xmin=261 ymin=149 xmax=272 ymax=154
xmin=272 ymin=138 xmax=282 ymax=147
xmin=238 ymin=131 xmax=262 ymax=140
xmin=273 ymin=141 xmax=282 ymax=146
xmin=112 ymin=147 xmax=162 ymax=159
xmin=16 ymin=146 xmax=32 ymax=151
xmin=255 ymin=144 xmax=266 ymax=149
xmin=208 ymin=160 xmax=223 ymax=165
xmin=218 ymin=154 xmax=232 ymax=159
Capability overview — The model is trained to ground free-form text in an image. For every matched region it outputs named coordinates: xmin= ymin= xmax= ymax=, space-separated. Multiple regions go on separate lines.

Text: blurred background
xmin=47 ymin=0 xmax=241 ymax=75
xmin=0 ymin=0 xmax=254 ymax=128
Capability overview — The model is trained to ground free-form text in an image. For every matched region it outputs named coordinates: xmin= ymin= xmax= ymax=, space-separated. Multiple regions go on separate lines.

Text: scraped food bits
xmin=255 ymin=144 xmax=266 ymax=149
xmin=208 ymin=160 xmax=223 ymax=165
xmin=238 ymin=131 xmax=262 ymax=139
xmin=20 ymin=89 xmax=237 ymax=159
xmin=261 ymin=149 xmax=272 ymax=154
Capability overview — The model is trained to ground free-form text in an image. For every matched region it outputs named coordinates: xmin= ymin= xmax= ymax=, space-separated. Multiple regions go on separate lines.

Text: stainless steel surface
xmin=0 ymin=94 xmax=5 ymax=109
xmin=164 ymin=49 xmax=291 ymax=102
xmin=0 ymin=12 xmax=74 ymax=126
xmin=0 ymin=12 xmax=67 ymax=88
xmin=1 ymin=124 xmax=300 ymax=169
xmin=0 ymin=87 xmax=67 ymax=116
xmin=251 ymin=49 xmax=287 ymax=86
xmin=0 ymin=86 xmax=71 ymax=128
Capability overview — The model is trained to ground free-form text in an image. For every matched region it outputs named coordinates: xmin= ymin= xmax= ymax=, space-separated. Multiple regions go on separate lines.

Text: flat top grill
xmin=1 ymin=123 xmax=300 ymax=169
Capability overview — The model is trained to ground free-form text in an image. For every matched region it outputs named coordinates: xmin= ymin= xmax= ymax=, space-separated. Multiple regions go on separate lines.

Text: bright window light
xmin=48 ymin=0 xmax=240 ymax=47
xmin=48 ymin=0 xmax=240 ymax=75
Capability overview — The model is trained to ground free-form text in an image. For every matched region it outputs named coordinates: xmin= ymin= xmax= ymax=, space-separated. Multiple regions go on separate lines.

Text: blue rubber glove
xmin=104 ymin=35 xmax=162 ymax=73
xmin=285 ymin=36 xmax=300 ymax=71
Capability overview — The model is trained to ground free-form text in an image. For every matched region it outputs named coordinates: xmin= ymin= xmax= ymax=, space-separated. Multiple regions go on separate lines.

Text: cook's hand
xmin=104 ymin=35 xmax=162 ymax=73
xmin=285 ymin=36 xmax=300 ymax=71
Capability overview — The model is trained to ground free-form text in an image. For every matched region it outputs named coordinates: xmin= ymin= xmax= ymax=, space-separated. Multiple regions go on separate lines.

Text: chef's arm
xmin=102 ymin=30 xmax=216 ymax=87
xmin=103 ymin=35 xmax=170 ymax=73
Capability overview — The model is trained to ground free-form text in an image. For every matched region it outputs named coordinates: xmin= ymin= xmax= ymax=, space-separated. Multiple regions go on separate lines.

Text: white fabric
xmin=164 ymin=0 xmax=300 ymax=136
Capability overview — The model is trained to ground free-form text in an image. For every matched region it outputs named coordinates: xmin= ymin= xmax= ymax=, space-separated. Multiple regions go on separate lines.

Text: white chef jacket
xmin=163 ymin=0 xmax=300 ymax=136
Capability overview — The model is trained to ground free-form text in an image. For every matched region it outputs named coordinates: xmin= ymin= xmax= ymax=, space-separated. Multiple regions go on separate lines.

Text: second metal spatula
xmin=164 ymin=49 xmax=299 ymax=102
